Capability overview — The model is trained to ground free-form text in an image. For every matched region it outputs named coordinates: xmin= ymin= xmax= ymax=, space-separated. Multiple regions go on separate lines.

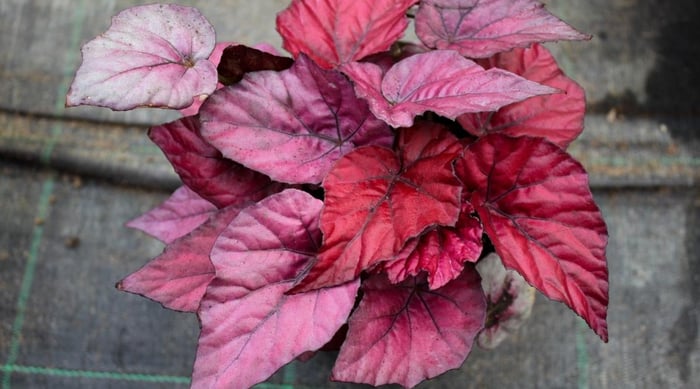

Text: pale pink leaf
xmin=200 ymin=54 xmax=393 ymax=184
xmin=415 ymin=0 xmax=590 ymax=58
xmin=341 ymin=50 xmax=557 ymax=128
xmin=276 ymin=0 xmax=418 ymax=69
xmin=476 ymin=252 xmax=536 ymax=349
xmin=193 ymin=189 xmax=359 ymax=388
xmin=126 ymin=186 xmax=216 ymax=244
xmin=118 ymin=204 xmax=242 ymax=312
xmin=66 ymin=4 xmax=217 ymax=110
xmin=332 ymin=270 xmax=486 ymax=388
xmin=458 ymin=44 xmax=586 ymax=147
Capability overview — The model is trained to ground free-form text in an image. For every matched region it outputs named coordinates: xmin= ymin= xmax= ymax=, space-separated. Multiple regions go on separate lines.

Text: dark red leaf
xmin=200 ymin=54 xmax=392 ymax=184
xmin=276 ymin=0 xmax=418 ymax=69
xmin=149 ymin=116 xmax=284 ymax=208
xmin=217 ymin=44 xmax=294 ymax=85
xmin=292 ymin=122 xmax=463 ymax=292
xmin=458 ymin=44 xmax=586 ymax=147
xmin=382 ymin=202 xmax=483 ymax=289
xmin=331 ymin=270 xmax=486 ymax=388
xmin=455 ymin=134 xmax=609 ymax=341
xmin=117 ymin=204 xmax=242 ymax=312
xmin=415 ymin=0 xmax=590 ymax=58
xmin=192 ymin=190 xmax=359 ymax=388
xmin=126 ymin=186 xmax=216 ymax=244
xmin=341 ymin=50 xmax=557 ymax=128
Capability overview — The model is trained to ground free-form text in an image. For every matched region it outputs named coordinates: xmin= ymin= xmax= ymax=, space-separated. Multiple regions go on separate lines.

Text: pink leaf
xmin=415 ymin=0 xmax=590 ymax=58
xmin=118 ymin=204 xmax=242 ymax=312
xmin=276 ymin=0 xmax=418 ymax=69
xmin=293 ymin=123 xmax=462 ymax=292
xmin=331 ymin=270 xmax=486 ymax=388
xmin=126 ymin=186 xmax=216 ymax=244
xmin=382 ymin=202 xmax=483 ymax=289
xmin=341 ymin=50 xmax=557 ymax=128
xmin=200 ymin=54 xmax=393 ymax=184
xmin=458 ymin=44 xmax=586 ymax=147
xmin=455 ymin=134 xmax=609 ymax=341
xmin=193 ymin=189 xmax=359 ymax=388
xmin=476 ymin=252 xmax=536 ymax=349
xmin=66 ymin=4 xmax=217 ymax=110
xmin=149 ymin=116 xmax=285 ymax=208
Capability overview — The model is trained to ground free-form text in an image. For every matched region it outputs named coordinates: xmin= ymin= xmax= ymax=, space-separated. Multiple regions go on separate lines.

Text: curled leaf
xmin=332 ymin=270 xmax=486 ymax=388
xmin=200 ymin=54 xmax=393 ymax=184
xmin=455 ymin=134 xmax=609 ymax=341
xmin=217 ymin=45 xmax=294 ymax=85
xmin=415 ymin=0 xmax=590 ymax=58
xmin=341 ymin=50 xmax=557 ymax=128
xmin=277 ymin=0 xmax=418 ymax=68
xmin=66 ymin=4 xmax=217 ymax=110
xmin=193 ymin=190 xmax=359 ymax=388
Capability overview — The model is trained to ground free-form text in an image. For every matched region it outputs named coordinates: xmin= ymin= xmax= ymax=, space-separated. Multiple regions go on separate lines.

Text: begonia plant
xmin=66 ymin=1 xmax=609 ymax=388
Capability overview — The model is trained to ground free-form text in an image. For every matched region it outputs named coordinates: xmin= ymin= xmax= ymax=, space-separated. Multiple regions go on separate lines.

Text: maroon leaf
xmin=476 ymin=252 xmax=536 ymax=349
xmin=193 ymin=190 xmax=359 ymax=388
xmin=117 ymin=204 xmax=242 ymax=312
xmin=276 ymin=0 xmax=418 ymax=69
xmin=458 ymin=44 xmax=586 ymax=147
xmin=293 ymin=123 xmax=462 ymax=292
xmin=415 ymin=0 xmax=590 ymax=58
xmin=126 ymin=186 xmax=216 ymax=244
xmin=217 ymin=44 xmax=294 ymax=85
xmin=382 ymin=202 xmax=483 ymax=289
xmin=149 ymin=116 xmax=285 ymax=208
xmin=455 ymin=134 xmax=609 ymax=341
xmin=331 ymin=270 xmax=486 ymax=387
xmin=66 ymin=4 xmax=217 ymax=110
xmin=200 ymin=54 xmax=393 ymax=184
xmin=341 ymin=50 xmax=557 ymax=128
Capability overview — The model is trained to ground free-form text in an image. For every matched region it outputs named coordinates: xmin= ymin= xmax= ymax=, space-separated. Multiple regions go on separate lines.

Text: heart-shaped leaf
xmin=455 ymin=134 xmax=609 ymax=341
xmin=126 ymin=186 xmax=217 ymax=244
xmin=382 ymin=202 xmax=483 ymax=289
xmin=277 ymin=0 xmax=418 ymax=69
xmin=193 ymin=189 xmax=359 ymax=388
xmin=149 ymin=116 xmax=285 ymax=208
xmin=458 ymin=44 xmax=586 ymax=147
xmin=293 ymin=123 xmax=462 ymax=292
xmin=66 ymin=4 xmax=217 ymax=110
xmin=200 ymin=54 xmax=393 ymax=184
xmin=341 ymin=50 xmax=557 ymax=128
xmin=118 ymin=204 xmax=242 ymax=312
xmin=415 ymin=0 xmax=590 ymax=58
xmin=331 ymin=270 xmax=486 ymax=388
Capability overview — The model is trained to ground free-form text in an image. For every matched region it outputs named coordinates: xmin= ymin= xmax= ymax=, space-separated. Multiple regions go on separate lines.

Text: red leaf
xmin=276 ymin=0 xmax=418 ymax=69
xmin=126 ymin=186 xmax=216 ymax=244
xmin=341 ymin=50 xmax=557 ymax=128
xmin=193 ymin=190 xmax=359 ymax=388
xmin=293 ymin=123 xmax=463 ymax=292
xmin=66 ymin=4 xmax=217 ymax=110
xmin=149 ymin=116 xmax=285 ymax=208
xmin=118 ymin=204 xmax=242 ymax=312
xmin=458 ymin=44 xmax=586 ymax=147
xmin=200 ymin=54 xmax=393 ymax=184
xmin=382 ymin=202 xmax=483 ymax=289
xmin=415 ymin=0 xmax=590 ymax=58
xmin=455 ymin=134 xmax=609 ymax=341
xmin=217 ymin=44 xmax=294 ymax=85
xmin=331 ymin=270 xmax=486 ymax=388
